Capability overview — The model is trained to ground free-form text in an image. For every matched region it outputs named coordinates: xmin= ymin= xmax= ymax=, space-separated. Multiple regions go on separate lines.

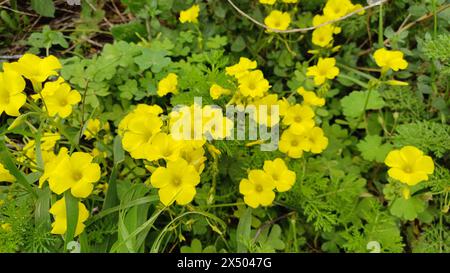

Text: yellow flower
xmin=49 ymin=197 xmax=89 ymax=236
xmin=238 ymin=70 xmax=270 ymax=98
xmin=373 ymin=48 xmax=408 ymax=73
xmin=151 ymin=159 xmax=200 ymax=206
xmin=323 ymin=0 xmax=356 ymax=20
xmin=4 ymin=53 xmax=61 ymax=84
xmin=251 ymin=94 xmax=280 ymax=127
xmin=84 ymin=119 xmax=101 ymax=140
xmin=0 ymin=69 xmax=26 ymax=117
xmin=239 ymin=170 xmax=275 ymax=208
xmin=225 ymin=57 xmax=257 ymax=79
xmin=18 ymin=132 xmax=60 ymax=168
xmin=277 ymin=98 xmax=290 ymax=116
xmin=297 ymin=87 xmax=325 ymax=107
xmin=312 ymin=25 xmax=335 ymax=47
xmin=384 ymin=146 xmax=434 ymax=186
xmin=146 ymin=132 xmax=182 ymax=162
xmin=157 ymin=73 xmax=178 ymax=97
xmin=259 ymin=0 xmax=276 ymax=4
xmin=279 ymin=128 xmax=304 ymax=158
xmin=300 ymin=127 xmax=328 ymax=154
xmin=39 ymin=78 xmax=81 ymax=118
xmin=0 ymin=163 xmax=15 ymax=183
xmin=179 ymin=4 xmax=200 ymax=24
xmin=264 ymin=10 xmax=291 ymax=32
xmin=263 ymin=158 xmax=296 ymax=192
xmin=118 ymin=104 xmax=163 ymax=136
xmin=122 ymin=114 xmax=163 ymax=159
xmin=210 ymin=84 xmax=231 ymax=100
xmin=282 ymin=104 xmax=315 ymax=134
xmin=306 ymin=57 xmax=340 ymax=86
xmin=180 ymin=146 xmax=206 ymax=174
xmin=1 ymin=223 xmax=12 ymax=232
xmin=45 ymin=150 xmax=101 ymax=198
xmin=282 ymin=0 xmax=298 ymax=3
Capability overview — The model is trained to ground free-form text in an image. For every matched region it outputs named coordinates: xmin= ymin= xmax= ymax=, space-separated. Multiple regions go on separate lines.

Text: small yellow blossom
xmin=239 ymin=170 xmax=275 ymax=208
xmin=264 ymin=10 xmax=291 ymax=32
xmin=146 ymin=132 xmax=182 ymax=162
xmin=4 ymin=53 xmax=61 ymax=84
xmin=44 ymin=150 xmax=101 ymax=198
xmin=238 ymin=70 xmax=270 ymax=98
xmin=279 ymin=128 xmax=304 ymax=158
xmin=0 ymin=163 xmax=15 ymax=183
xmin=225 ymin=57 xmax=257 ymax=79
xmin=384 ymin=146 xmax=434 ymax=186
xmin=40 ymin=78 xmax=81 ymax=118
xmin=157 ymin=73 xmax=178 ymax=97
xmin=180 ymin=146 xmax=206 ymax=174
xmin=259 ymin=0 xmax=276 ymax=4
xmin=49 ymin=197 xmax=89 ymax=236
xmin=1 ymin=223 xmax=12 ymax=232
xmin=84 ymin=119 xmax=101 ymax=140
xmin=312 ymin=25 xmax=335 ymax=47
xmin=122 ymin=114 xmax=163 ymax=159
xmin=210 ymin=84 xmax=231 ymax=100
xmin=263 ymin=158 xmax=296 ymax=192
xmin=0 ymin=69 xmax=26 ymax=117
xmin=179 ymin=4 xmax=200 ymax=24
xmin=282 ymin=104 xmax=315 ymax=135
xmin=373 ymin=48 xmax=408 ymax=73
xmin=151 ymin=159 xmax=200 ymax=206
xmin=297 ymin=87 xmax=325 ymax=107
xmin=300 ymin=127 xmax=329 ymax=154
xmin=306 ymin=57 xmax=340 ymax=86
xmin=118 ymin=104 xmax=163 ymax=136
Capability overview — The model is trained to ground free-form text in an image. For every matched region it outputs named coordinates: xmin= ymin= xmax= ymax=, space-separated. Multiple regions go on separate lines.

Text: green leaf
xmin=31 ymin=0 xmax=55 ymax=17
xmin=231 ymin=36 xmax=246 ymax=52
xmin=340 ymin=90 xmax=385 ymax=118
xmin=356 ymin=135 xmax=393 ymax=162
xmin=134 ymin=47 xmax=171 ymax=73
xmin=236 ymin=207 xmax=252 ymax=253
xmin=390 ymin=196 xmax=426 ymax=221
xmin=254 ymin=224 xmax=285 ymax=252
xmin=0 ymin=139 xmax=37 ymax=197
xmin=103 ymin=136 xmax=124 ymax=210
xmin=64 ymin=191 xmax=79 ymax=248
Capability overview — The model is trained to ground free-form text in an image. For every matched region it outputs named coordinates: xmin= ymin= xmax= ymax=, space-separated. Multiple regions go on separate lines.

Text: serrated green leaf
xmin=390 ymin=196 xmax=426 ymax=221
xmin=356 ymin=135 xmax=392 ymax=162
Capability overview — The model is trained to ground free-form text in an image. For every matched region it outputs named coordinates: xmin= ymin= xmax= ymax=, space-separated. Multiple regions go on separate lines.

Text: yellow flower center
xmin=255 ymin=184 xmax=263 ymax=192
xmin=403 ymin=165 xmax=413 ymax=174
xmin=291 ymin=139 xmax=299 ymax=147
xmin=72 ymin=171 xmax=83 ymax=181
xmin=272 ymin=174 xmax=279 ymax=181
xmin=294 ymin=116 xmax=302 ymax=123
xmin=59 ymin=98 xmax=68 ymax=107
xmin=172 ymin=176 xmax=182 ymax=187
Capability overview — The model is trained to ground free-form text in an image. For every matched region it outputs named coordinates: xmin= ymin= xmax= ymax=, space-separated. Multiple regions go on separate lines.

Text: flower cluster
xmin=1 ymin=53 xmax=81 ymax=118
xmin=119 ymin=103 xmax=218 ymax=206
xmin=312 ymin=0 xmax=364 ymax=48
xmin=240 ymin=158 xmax=296 ymax=208
xmin=1 ymin=53 xmax=96 ymax=237
xmin=39 ymin=147 xmax=101 ymax=235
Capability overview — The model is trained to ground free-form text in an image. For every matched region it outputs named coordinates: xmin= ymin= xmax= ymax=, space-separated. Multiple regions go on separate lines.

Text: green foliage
xmin=392 ymin=121 xmax=450 ymax=158
xmin=357 ymin=135 xmax=392 ymax=163
xmin=340 ymin=90 xmax=385 ymax=118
